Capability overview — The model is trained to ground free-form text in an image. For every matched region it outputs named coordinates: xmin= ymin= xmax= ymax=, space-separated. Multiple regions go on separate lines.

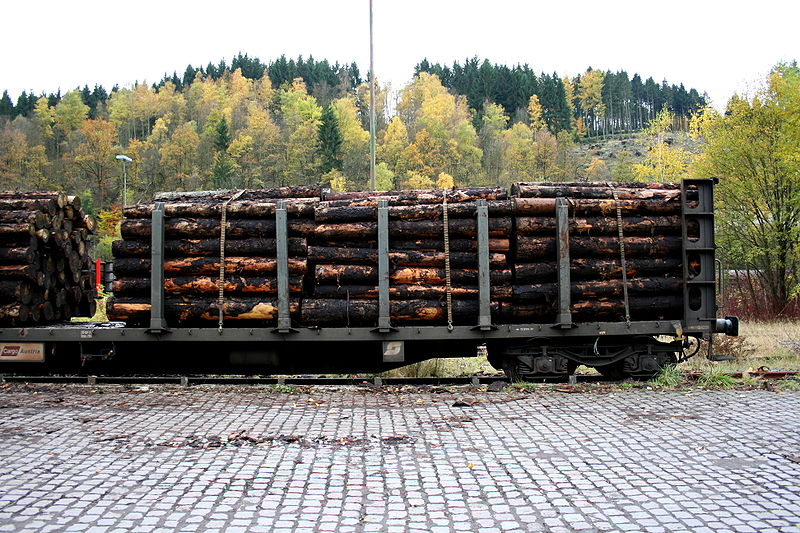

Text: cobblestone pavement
xmin=0 ymin=385 xmax=798 ymax=532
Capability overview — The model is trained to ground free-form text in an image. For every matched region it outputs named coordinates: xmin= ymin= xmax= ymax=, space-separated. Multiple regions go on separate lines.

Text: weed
xmin=649 ymin=365 xmax=685 ymax=388
xmin=775 ymin=378 xmax=800 ymax=391
xmin=698 ymin=366 xmax=736 ymax=389
xmin=266 ymin=384 xmax=299 ymax=393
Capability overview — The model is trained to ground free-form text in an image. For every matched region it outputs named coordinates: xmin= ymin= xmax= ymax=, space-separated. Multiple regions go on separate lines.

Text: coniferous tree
xmin=0 ymin=90 xmax=13 ymax=116
xmin=318 ymin=104 xmax=343 ymax=173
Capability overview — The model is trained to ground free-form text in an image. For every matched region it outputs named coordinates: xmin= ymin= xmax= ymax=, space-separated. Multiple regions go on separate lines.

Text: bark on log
xmin=0 ymin=281 xmax=34 ymax=304
xmin=314 ymin=199 xmax=514 ymax=222
xmin=515 ymin=236 xmax=681 ymax=260
xmin=512 ymin=277 xmax=682 ymax=302
xmin=513 ymin=197 xmax=681 ymax=216
xmin=504 ymin=296 xmax=683 ymax=321
xmin=300 ymin=298 xmax=504 ymax=326
xmin=0 ymin=222 xmax=35 ymax=237
xmin=106 ymin=296 xmax=301 ymax=324
xmin=511 ymin=182 xmax=680 ymax=197
xmin=313 ymin=284 xmax=512 ymax=300
xmin=514 ymin=258 xmax=684 ymax=282
xmin=111 ymin=276 xmax=303 ymax=296
xmin=0 ymin=198 xmax=57 ymax=216
xmin=0 ymin=210 xmax=50 ymax=229
xmin=313 ymin=217 xmax=512 ymax=240
xmin=154 ymin=185 xmax=322 ymax=202
xmin=515 ymin=216 xmax=681 ymax=236
xmin=322 ymin=186 xmax=507 ymax=203
xmin=112 ymin=256 xmax=308 ymax=276
xmin=120 ymin=218 xmax=315 ymax=239
xmin=0 ymin=303 xmax=29 ymax=322
xmin=307 ymin=246 xmax=506 ymax=267
xmin=111 ymin=237 xmax=308 ymax=258
xmin=310 ymin=238 xmax=510 ymax=253
xmin=0 ymin=247 xmax=37 ymax=264
xmin=314 ymin=264 xmax=512 ymax=285
xmin=123 ymin=198 xmax=318 ymax=219
xmin=0 ymin=191 xmax=68 ymax=208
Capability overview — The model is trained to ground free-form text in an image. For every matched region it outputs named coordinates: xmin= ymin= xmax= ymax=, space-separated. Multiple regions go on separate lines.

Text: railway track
xmin=0 ymin=371 xmax=796 ymax=386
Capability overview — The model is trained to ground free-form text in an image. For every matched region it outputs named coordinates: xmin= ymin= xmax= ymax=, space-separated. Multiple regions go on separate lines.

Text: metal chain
xmin=218 ymin=190 xmax=245 ymax=332
xmin=442 ymin=196 xmax=453 ymax=330
xmin=608 ymin=182 xmax=631 ymax=325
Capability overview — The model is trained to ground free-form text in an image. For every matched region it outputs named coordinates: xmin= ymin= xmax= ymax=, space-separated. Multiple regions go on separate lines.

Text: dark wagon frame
xmin=0 ymin=178 xmax=737 ymax=380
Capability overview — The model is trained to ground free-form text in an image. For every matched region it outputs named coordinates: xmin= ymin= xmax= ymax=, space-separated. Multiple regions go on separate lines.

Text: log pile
xmin=510 ymin=182 xmax=688 ymax=321
xmin=305 ymin=187 xmax=513 ymax=326
xmin=106 ymin=182 xmax=689 ymax=327
xmin=0 ymin=191 xmax=96 ymax=325
xmin=107 ymin=186 xmax=320 ymax=325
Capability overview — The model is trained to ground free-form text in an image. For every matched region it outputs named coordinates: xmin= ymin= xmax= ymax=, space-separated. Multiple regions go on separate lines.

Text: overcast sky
xmin=2 ymin=0 xmax=798 ymax=109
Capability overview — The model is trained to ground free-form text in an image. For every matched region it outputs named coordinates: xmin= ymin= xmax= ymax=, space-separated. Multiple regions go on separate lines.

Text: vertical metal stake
xmin=555 ymin=198 xmax=572 ymax=328
xmin=276 ymin=201 xmax=292 ymax=332
xmin=476 ymin=200 xmax=492 ymax=329
xmin=377 ymin=199 xmax=391 ymax=331
xmin=149 ymin=202 xmax=168 ymax=332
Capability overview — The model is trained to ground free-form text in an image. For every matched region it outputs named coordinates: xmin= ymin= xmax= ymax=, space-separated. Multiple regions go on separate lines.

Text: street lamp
xmin=115 ymin=154 xmax=132 ymax=207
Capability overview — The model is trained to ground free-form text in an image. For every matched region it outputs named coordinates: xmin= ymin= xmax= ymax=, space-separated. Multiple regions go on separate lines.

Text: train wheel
xmin=502 ymin=357 xmax=524 ymax=383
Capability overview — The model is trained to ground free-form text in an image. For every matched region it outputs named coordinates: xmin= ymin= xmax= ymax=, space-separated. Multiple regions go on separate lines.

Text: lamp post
xmin=115 ymin=154 xmax=132 ymax=207
xmin=369 ymin=0 xmax=376 ymax=190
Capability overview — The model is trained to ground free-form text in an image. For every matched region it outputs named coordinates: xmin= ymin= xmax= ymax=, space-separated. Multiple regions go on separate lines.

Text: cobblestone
xmin=0 ymin=385 xmax=798 ymax=531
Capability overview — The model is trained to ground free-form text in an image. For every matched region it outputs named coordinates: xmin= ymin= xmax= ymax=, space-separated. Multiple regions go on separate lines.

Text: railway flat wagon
xmin=0 ymin=179 xmax=737 ymax=380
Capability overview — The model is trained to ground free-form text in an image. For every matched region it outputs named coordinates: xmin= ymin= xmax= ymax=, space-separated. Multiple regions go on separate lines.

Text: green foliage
xmin=698 ymin=366 xmax=736 ymax=389
xmin=692 ymin=63 xmax=800 ymax=316
xmin=317 ymin=104 xmax=343 ymax=173
xmin=649 ymin=365 xmax=685 ymax=388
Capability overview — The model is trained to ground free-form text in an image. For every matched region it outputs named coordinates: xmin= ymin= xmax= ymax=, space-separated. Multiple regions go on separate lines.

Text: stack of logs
xmin=106 ymin=182 xmax=690 ymax=327
xmin=107 ymin=186 xmax=320 ymax=324
xmin=0 ymin=191 xmax=96 ymax=325
xmin=304 ymin=187 xmax=513 ymax=326
xmin=510 ymin=182 xmax=688 ymax=321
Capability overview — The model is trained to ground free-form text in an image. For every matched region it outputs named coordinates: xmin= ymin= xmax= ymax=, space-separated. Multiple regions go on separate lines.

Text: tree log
xmin=0 ymin=303 xmax=29 ymax=322
xmin=513 ymin=197 xmax=681 ymax=216
xmin=503 ymin=296 xmax=683 ymax=321
xmin=314 ymin=264 xmax=512 ymax=285
xmin=322 ymin=186 xmax=507 ymax=203
xmin=514 ymin=258 xmax=684 ymax=282
xmin=313 ymin=217 xmax=512 ymax=240
xmin=515 ymin=236 xmax=681 ymax=260
xmin=513 ymin=277 xmax=682 ymax=302
xmin=0 ymin=222 xmax=35 ymax=237
xmin=0 ymin=281 xmax=34 ymax=304
xmin=154 ymin=185 xmax=322 ymax=202
xmin=120 ymin=218 xmax=315 ymax=239
xmin=309 ymin=238 xmax=510 ymax=252
xmin=111 ymin=237 xmax=308 ymax=258
xmin=112 ymin=257 xmax=308 ymax=276
xmin=314 ymin=200 xmax=514 ymax=222
xmin=313 ymin=284 xmax=512 ymax=300
xmin=0 ymin=198 xmax=57 ymax=216
xmin=300 ymin=298 xmax=504 ymax=326
xmin=0 ymin=191 xmax=68 ymax=208
xmin=111 ymin=276 xmax=303 ymax=296
xmin=106 ymin=296 xmax=301 ymax=324
xmin=516 ymin=216 xmax=681 ymax=236
xmin=123 ymin=198 xmax=318 ymax=219
xmin=511 ymin=182 xmax=683 ymax=199
xmin=0 ymin=210 xmax=49 ymax=229
xmin=307 ymin=246 xmax=506 ymax=267
xmin=0 ymin=247 xmax=37 ymax=265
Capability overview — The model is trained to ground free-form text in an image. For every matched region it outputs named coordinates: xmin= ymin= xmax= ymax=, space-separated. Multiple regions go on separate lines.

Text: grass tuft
xmin=698 ymin=366 xmax=736 ymax=389
xmin=650 ymin=365 xmax=685 ymax=388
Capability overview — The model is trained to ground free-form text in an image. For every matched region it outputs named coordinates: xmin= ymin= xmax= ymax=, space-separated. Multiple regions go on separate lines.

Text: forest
xmin=0 ymin=54 xmax=706 ymax=210
xmin=0 ymin=54 xmax=798 ymax=319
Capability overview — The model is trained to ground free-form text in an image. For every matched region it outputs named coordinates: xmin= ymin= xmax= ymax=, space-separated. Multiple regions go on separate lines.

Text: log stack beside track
xmin=0 ymin=191 xmax=96 ymax=325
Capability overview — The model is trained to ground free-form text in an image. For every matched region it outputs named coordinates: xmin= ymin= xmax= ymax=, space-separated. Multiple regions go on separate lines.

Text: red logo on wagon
xmin=1 ymin=346 xmax=21 ymax=357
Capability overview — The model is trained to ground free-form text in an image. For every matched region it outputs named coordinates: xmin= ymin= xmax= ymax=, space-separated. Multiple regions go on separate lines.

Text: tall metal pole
xmin=122 ymin=160 xmax=127 ymax=208
xmin=369 ymin=0 xmax=376 ymax=190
